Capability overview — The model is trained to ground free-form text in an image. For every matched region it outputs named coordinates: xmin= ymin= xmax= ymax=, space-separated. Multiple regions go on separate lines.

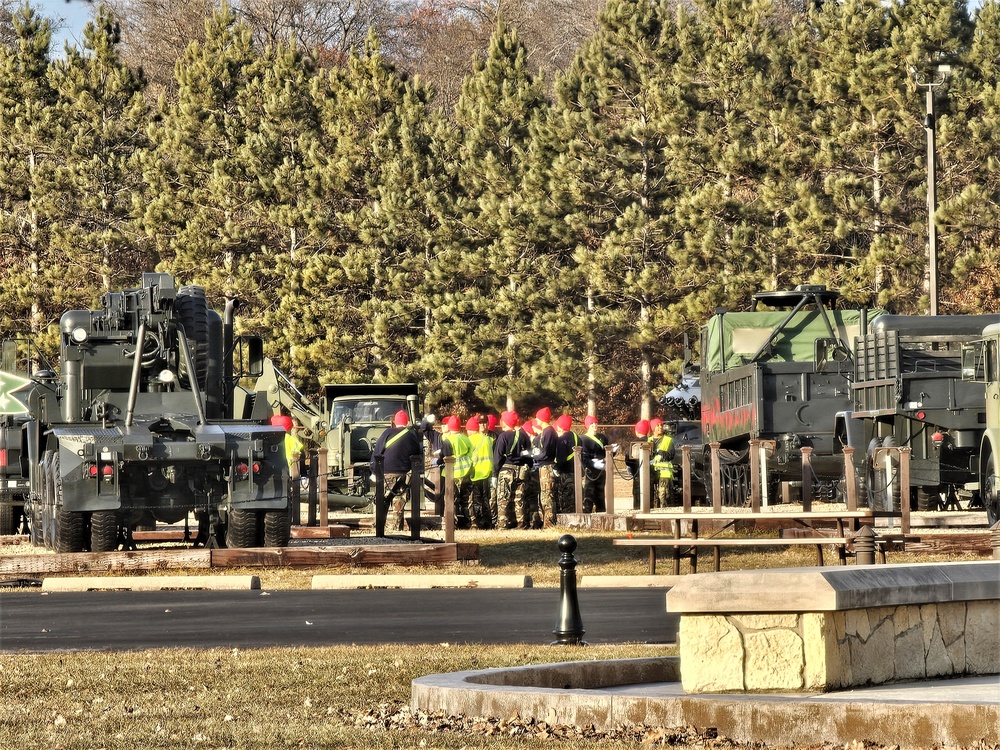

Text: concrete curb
xmin=579 ymin=575 xmax=681 ymax=588
xmin=411 ymin=658 xmax=1000 ymax=749
xmin=40 ymin=575 xmax=261 ymax=591
xmin=311 ymin=574 xmax=532 ymax=589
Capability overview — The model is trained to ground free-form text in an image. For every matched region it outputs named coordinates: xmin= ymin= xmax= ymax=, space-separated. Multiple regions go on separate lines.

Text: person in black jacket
xmin=580 ymin=415 xmax=611 ymax=513
xmin=370 ymin=410 xmax=423 ymax=532
xmin=490 ymin=411 xmax=529 ymax=529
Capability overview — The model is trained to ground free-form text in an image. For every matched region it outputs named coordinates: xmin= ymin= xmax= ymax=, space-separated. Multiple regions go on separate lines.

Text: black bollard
xmin=551 ymin=534 xmax=587 ymax=646
xmin=854 ymin=525 xmax=877 ymax=565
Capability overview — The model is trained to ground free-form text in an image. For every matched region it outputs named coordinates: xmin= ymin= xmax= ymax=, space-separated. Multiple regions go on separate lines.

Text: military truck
xmin=0 ymin=340 xmax=43 ymax=535
xmin=251 ymin=359 xmax=420 ymax=510
xmin=2 ymin=273 xmax=290 ymax=552
xmin=699 ymin=285 xmax=878 ymax=505
xmin=974 ymin=322 xmax=1000 ymax=524
xmin=842 ymin=314 xmax=997 ymax=512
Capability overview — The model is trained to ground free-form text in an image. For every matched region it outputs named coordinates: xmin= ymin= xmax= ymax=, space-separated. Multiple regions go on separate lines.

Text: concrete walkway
xmin=412 ymin=657 xmax=1000 ymax=749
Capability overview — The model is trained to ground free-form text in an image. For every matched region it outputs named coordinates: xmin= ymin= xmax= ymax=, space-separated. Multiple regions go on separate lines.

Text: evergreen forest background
xmin=0 ymin=0 xmax=998 ymax=422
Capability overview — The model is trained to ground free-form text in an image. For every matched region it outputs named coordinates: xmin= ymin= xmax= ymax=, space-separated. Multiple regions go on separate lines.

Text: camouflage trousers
xmin=583 ymin=469 xmax=606 ymax=513
xmin=467 ymin=477 xmax=493 ymax=529
xmin=519 ymin=467 xmax=543 ymax=529
xmin=652 ymin=471 xmax=675 ymax=508
xmin=553 ymin=470 xmax=576 ymax=514
xmin=496 ymin=465 xmax=529 ymax=529
xmin=382 ymin=472 xmax=409 ymax=532
xmin=537 ymin=464 xmax=556 ymax=527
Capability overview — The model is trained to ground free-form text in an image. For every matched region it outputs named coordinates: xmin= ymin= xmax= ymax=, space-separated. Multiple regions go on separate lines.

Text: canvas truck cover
xmin=703 ymin=309 xmax=872 ymax=373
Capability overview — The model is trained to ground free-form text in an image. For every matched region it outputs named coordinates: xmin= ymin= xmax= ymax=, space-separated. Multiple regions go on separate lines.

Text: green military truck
xmin=1 ymin=273 xmax=290 ymax=552
xmin=845 ymin=313 xmax=997 ymax=512
xmin=251 ymin=359 xmax=420 ymax=510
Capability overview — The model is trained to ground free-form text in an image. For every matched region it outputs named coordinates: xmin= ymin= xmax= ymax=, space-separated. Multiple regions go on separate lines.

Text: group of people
xmin=371 ymin=406 xmax=678 ymax=533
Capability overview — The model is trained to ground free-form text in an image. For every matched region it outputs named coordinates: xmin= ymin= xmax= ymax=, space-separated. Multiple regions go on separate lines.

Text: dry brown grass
xmin=0 ymin=643 xmax=678 ymax=750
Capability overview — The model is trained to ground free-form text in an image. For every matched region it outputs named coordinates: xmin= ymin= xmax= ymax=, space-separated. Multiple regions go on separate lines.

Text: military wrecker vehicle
xmin=841 ymin=313 xmax=997 ymax=512
xmin=699 ymin=284 xmax=878 ymax=505
xmin=1 ymin=273 xmax=290 ymax=552
xmin=250 ymin=359 xmax=419 ymax=510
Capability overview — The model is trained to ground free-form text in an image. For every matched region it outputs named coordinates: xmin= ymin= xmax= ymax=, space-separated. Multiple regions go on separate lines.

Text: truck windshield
xmin=331 ymin=399 xmax=406 ymax=424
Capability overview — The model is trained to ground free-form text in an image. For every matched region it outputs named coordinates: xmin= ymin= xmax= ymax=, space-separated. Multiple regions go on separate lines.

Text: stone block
xmin=965 ymin=600 xmax=1000 ymax=673
xmin=679 ymin=615 xmax=743 ymax=693
xmin=744 ymin=629 xmax=804 ymax=691
xmin=892 ymin=619 xmax=926 ymax=681
xmin=802 ymin=613 xmax=837 ymax=690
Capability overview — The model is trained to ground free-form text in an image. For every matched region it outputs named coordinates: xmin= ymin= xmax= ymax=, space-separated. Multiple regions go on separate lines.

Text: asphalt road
xmin=0 ymin=588 xmax=676 ymax=652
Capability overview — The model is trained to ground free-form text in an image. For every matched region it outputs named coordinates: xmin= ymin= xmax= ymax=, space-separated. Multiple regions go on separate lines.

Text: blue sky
xmin=32 ymin=0 xmax=95 ymax=53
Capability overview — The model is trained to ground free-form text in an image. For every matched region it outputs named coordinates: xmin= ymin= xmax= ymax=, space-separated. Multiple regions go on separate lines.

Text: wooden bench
xmin=614 ymin=532 xmax=921 ymax=574
xmin=613 ymin=536 xmax=850 ymax=574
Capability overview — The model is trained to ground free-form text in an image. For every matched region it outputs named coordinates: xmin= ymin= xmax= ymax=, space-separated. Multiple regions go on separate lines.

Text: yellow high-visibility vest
xmin=467 ymin=432 xmax=494 ymax=481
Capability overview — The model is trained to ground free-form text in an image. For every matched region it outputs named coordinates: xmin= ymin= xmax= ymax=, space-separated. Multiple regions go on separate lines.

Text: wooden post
xmin=710 ymin=442 xmax=722 ymax=512
xmin=372 ymin=455 xmax=387 ymax=537
xmin=307 ymin=451 xmax=318 ymax=526
xmin=749 ymin=439 xmax=762 ymax=512
xmin=409 ymin=455 xmax=423 ymax=541
xmin=681 ymin=445 xmax=692 ymax=512
xmin=801 ymin=446 xmax=813 ymax=512
xmin=290 ymin=465 xmax=301 ymax=526
xmin=639 ymin=441 xmax=652 ymax=514
xmin=604 ymin=445 xmax=615 ymax=517
xmin=317 ymin=447 xmax=329 ymax=528
xmin=443 ymin=456 xmax=455 ymax=544
xmin=899 ymin=447 xmax=911 ymax=534
xmin=573 ymin=445 xmax=583 ymax=514
xmin=843 ymin=447 xmax=858 ymax=511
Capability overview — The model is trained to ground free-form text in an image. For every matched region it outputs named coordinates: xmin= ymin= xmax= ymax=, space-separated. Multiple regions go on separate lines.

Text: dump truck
xmin=251 ymin=358 xmax=420 ymax=510
xmin=842 ymin=313 xmax=997 ymax=512
xmin=699 ymin=284 xmax=879 ymax=505
xmin=1 ymin=273 xmax=290 ymax=552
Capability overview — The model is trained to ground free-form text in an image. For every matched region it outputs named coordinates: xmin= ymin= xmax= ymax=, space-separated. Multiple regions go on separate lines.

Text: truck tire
xmin=985 ymin=455 xmax=998 ymax=527
xmin=175 ymin=286 xmax=210 ymax=390
xmin=90 ymin=510 xmax=120 ymax=552
xmin=29 ymin=503 xmax=43 ymax=546
xmin=916 ymin=486 xmax=941 ymax=512
xmin=0 ymin=504 xmax=15 ymax=535
xmin=50 ymin=454 xmax=85 ymax=554
xmin=226 ymin=508 xmax=261 ymax=548
xmin=263 ymin=508 xmax=291 ymax=548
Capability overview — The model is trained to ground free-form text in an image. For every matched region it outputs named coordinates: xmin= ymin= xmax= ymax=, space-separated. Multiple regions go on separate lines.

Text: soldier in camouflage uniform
xmin=492 ymin=411 xmax=532 ymax=529
xmin=531 ymin=407 xmax=558 ymax=528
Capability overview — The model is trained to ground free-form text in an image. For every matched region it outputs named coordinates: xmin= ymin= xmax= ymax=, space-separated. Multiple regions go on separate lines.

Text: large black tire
xmin=916 ymin=486 xmax=941 ymax=512
xmin=50 ymin=453 xmax=85 ymax=554
xmin=175 ymin=286 xmax=211 ymax=390
xmin=29 ymin=502 xmax=43 ymax=546
xmin=0 ymin=504 xmax=16 ymax=535
xmin=263 ymin=508 xmax=291 ymax=548
xmin=90 ymin=510 xmax=120 ymax=552
xmin=225 ymin=508 xmax=261 ymax=548
xmin=985 ymin=454 xmax=998 ymax=527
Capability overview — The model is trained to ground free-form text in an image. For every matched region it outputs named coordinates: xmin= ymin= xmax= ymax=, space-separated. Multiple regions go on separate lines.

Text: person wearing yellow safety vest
xmin=440 ymin=415 xmax=474 ymax=529
xmin=580 ymin=416 xmax=612 ymax=513
xmin=648 ymin=418 xmax=676 ymax=508
xmin=465 ymin=416 xmax=494 ymax=529
xmin=370 ymin=410 xmax=424 ymax=532
xmin=552 ymin=414 xmax=579 ymax=515
xmin=270 ymin=414 xmax=304 ymax=479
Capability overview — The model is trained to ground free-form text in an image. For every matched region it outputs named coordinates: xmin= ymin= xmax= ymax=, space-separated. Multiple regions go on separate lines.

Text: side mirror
xmin=241 ymin=336 xmax=265 ymax=379
xmin=961 ymin=343 xmax=982 ymax=381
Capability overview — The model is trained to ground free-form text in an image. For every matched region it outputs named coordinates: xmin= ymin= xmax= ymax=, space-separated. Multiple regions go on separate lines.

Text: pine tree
xmin=423 ymin=20 xmax=555 ymax=413
xmin=141 ymin=5 xmax=263 ymax=303
xmin=0 ymin=5 xmax=59 ymax=352
xmin=28 ymin=5 xmax=150 ymax=317
xmin=936 ymin=0 xmax=1000 ymax=310
xmin=544 ymin=0 xmax=687 ymax=419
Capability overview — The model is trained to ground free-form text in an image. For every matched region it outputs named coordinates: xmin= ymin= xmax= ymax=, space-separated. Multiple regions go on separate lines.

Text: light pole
xmin=914 ymin=64 xmax=951 ymax=317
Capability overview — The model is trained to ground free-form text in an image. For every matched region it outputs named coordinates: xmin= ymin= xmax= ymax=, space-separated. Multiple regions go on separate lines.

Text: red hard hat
xmin=535 ymin=406 xmax=552 ymax=423
xmin=501 ymin=411 xmax=518 ymax=428
xmin=444 ymin=415 xmax=460 ymax=431
xmin=555 ymin=414 xmax=573 ymax=432
xmin=394 ymin=410 xmax=409 ymax=427
xmin=634 ymin=419 xmax=650 ymax=436
xmin=270 ymin=415 xmax=293 ymax=433
xmin=584 ymin=415 xmax=598 ymax=428
xmin=466 ymin=416 xmax=480 ymax=433
xmin=486 ymin=414 xmax=498 ymax=431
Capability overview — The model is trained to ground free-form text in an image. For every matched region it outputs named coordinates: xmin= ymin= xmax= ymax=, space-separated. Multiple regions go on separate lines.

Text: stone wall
xmin=679 ymin=600 xmax=1000 ymax=694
